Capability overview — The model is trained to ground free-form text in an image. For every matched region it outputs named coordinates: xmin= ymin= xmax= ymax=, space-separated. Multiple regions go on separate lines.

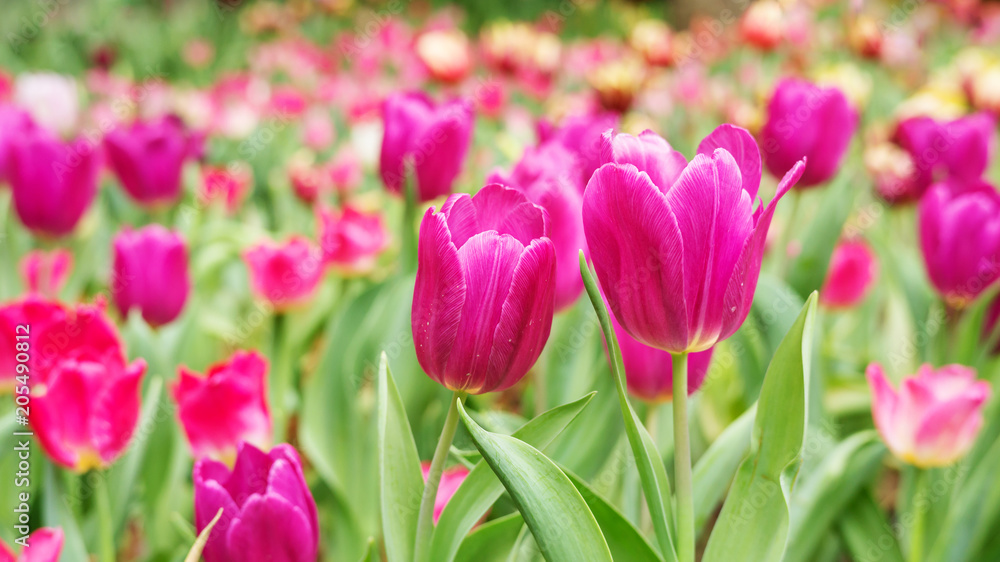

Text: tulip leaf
xmin=702 ymin=292 xmax=817 ymax=562
xmin=786 ymin=172 xmax=856 ymax=300
xmin=376 ymin=352 xmax=424 ymax=562
xmin=184 ymin=508 xmax=223 ymax=562
xmin=837 ymin=492 xmax=904 ymax=562
xmin=456 ymin=400 xmax=613 ymax=562
xmin=693 ymin=405 xmax=755 ymax=535
xmin=579 ymin=252 xmax=677 ymax=561
xmin=454 ymin=513 xmax=524 ymax=562
xmin=782 ymin=431 xmax=885 ymax=562
xmin=428 ymin=392 xmax=596 ymax=562
xmin=358 ymin=538 xmax=378 ymax=562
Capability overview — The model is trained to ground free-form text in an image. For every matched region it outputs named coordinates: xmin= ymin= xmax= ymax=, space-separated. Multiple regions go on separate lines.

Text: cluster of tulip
xmin=1 ymin=0 xmax=999 ymax=561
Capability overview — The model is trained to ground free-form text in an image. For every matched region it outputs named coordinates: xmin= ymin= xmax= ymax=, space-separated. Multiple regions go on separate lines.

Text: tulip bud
xmin=412 ymin=184 xmax=556 ymax=394
xmin=0 ymin=527 xmax=63 ymax=562
xmin=317 ymin=206 xmax=388 ymax=274
xmin=104 ymin=115 xmax=194 ymax=206
xmin=416 ymin=29 xmax=473 ymax=84
xmin=194 ymin=443 xmax=318 ymax=562
xmin=13 ymin=72 xmax=79 ymax=137
xmin=173 ymin=351 xmax=271 ymax=463
xmin=200 ymin=163 xmax=252 ymax=214
xmin=919 ymin=179 xmax=1000 ymax=306
xmin=740 ymin=1 xmax=784 ymax=51
xmin=8 ymin=129 xmax=101 ymax=237
xmin=244 ymin=237 xmax=324 ymax=311
xmin=29 ymin=301 xmax=146 ymax=471
xmin=630 ymin=19 xmax=676 ymax=67
xmin=379 ymin=92 xmax=473 ymax=202
xmin=112 ymin=225 xmax=191 ymax=326
xmin=760 ymin=78 xmax=858 ymax=188
xmin=819 ymin=240 xmax=878 ymax=309
xmin=421 ymin=462 xmax=470 ymax=523
xmin=583 ymin=125 xmax=805 ymax=353
xmin=19 ymin=249 xmax=72 ymax=298
xmin=893 ymin=113 xmax=995 ymax=201
xmin=867 ymin=363 xmax=990 ymax=467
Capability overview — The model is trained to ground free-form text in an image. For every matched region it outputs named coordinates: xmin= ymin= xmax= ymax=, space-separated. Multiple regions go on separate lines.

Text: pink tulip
xmin=867 ymin=363 xmax=990 ymax=467
xmin=7 ymin=129 xmax=101 ymax=237
xmin=421 ymin=462 xmax=470 ymax=523
xmin=0 ymin=528 xmax=63 ymax=562
xmin=173 ymin=351 xmax=271 ymax=463
xmin=609 ymin=309 xmax=714 ymax=402
xmin=819 ymin=240 xmax=878 ymax=309
xmin=760 ymin=78 xmax=858 ymax=188
xmin=201 ymin=164 xmax=252 ymax=214
xmin=739 ymin=1 xmax=785 ymax=51
xmin=919 ymin=178 xmax=1000 ymax=305
xmin=19 ymin=249 xmax=72 ymax=298
xmin=29 ymin=301 xmax=146 ymax=471
xmin=104 ymin=115 xmax=194 ymax=206
xmin=0 ymin=297 xmax=66 ymax=385
xmin=379 ymin=92 xmax=473 ymax=202
xmin=327 ymin=147 xmax=362 ymax=195
xmin=112 ymin=225 xmax=190 ymax=326
xmin=488 ymin=141 xmax=586 ymax=311
xmin=244 ymin=237 xmax=324 ymax=311
xmin=537 ymin=111 xmax=619 ymax=188
xmin=583 ymin=125 xmax=805 ymax=353
xmin=412 ymin=183 xmax=556 ymax=394
xmin=317 ymin=206 xmax=388 ymax=273
xmin=194 ymin=443 xmax=318 ymax=562
xmin=13 ymin=73 xmax=79 ymax=137
xmin=0 ymin=105 xmax=36 ymax=183
xmin=289 ymin=163 xmax=328 ymax=205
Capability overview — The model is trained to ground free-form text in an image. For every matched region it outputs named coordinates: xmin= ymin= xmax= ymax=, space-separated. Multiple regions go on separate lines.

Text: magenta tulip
xmin=19 ymin=249 xmax=72 ymax=298
xmin=919 ymin=178 xmax=1000 ymax=305
xmin=867 ymin=363 xmax=990 ymax=467
xmin=412 ymin=183 xmax=556 ymax=393
xmin=0 ymin=105 xmax=36 ymax=183
xmin=104 ymin=115 xmax=194 ymax=206
xmin=317 ymin=205 xmax=389 ymax=274
xmin=173 ymin=351 xmax=271 ymax=463
xmin=379 ymin=92 xmax=473 ymax=202
xmin=584 ymin=125 xmax=804 ymax=353
xmin=0 ymin=527 xmax=63 ymax=562
xmin=0 ymin=297 xmax=66 ymax=386
xmin=194 ymin=443 xmax=319 ymax=562
xmin=537 ymin=111 xmax=619 ymax=187
xmin=29 ymin=302 xmax=146 ymax=471
xmin=760 ymin=78 xmax=857 ymax=188
xmin=488 ymin=140 xmax=586 ymax=310
xmin=244 ymin=237 xmax=324 ymax=310
xmin=421 ymin=462 xmax=470 ymax=523
xmin=112 ymin=225 xmax=190 ymax=326
xmin=7 ymin=129 xmax=101 ymax=237
xmin=819 ymin=240 xmax=878 ymax=309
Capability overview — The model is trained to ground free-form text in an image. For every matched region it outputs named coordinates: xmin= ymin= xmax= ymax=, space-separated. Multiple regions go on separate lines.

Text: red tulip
xmin=317 ymin=206 xmax=388 ymax=274
xmin=244 ymin=237 xmax=324 ymax=311
xmin=819 ymin=240 xmax=878 ymax=309
xmin=201 ymin=164 xmax=252 ymax=214
xmin=0 ymin=527 xmax=63 ymax=562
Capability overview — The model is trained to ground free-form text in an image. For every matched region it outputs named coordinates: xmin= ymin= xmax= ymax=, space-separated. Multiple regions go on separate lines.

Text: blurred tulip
xmin=893 ymin=113 xmax=995 ymax=202
xmin=289 ymin=161 xmax=328 ymax=205
xmin=740 ymin=1 xmax=785 ymax=51
xmin=589 ymin=57 xmax=646 ymax=114
xmin=919 ymin=179 xmax=1000 ymax=306
xmin=867 ymin=363 xmax=990 ymax=467
xmin=488 ymin=141 xmax=585 ymax=311
xmin=327 ymin=147 xmax=362 ymax=195
xmin=244 ymin=237 xmax=324 ymax=310
xmin=416 ymin=29 xmax=472 ymax=83
xmin=7 ymin=129 xmax=101 ymax=237
xmin=538 ymin=111 xmax=619 ymax=188
xmin=0 ymin=105 xmax=36 ymax=183
xmin=13 ymin=73 xmax=79 ymax=137
xmin=760 ymin=78 xmax=857 ymax=188
xmin=630 ymin=19 xmax=676 ymax=67
xmin=412 ymin=183 xmax=556 ymax=394
xmin=420 ymin=462 xmax=470 ymax=523
xmin=201 ymin=163 xmax=253 ymax=214
xmin=864 ymin=141 xmax=918 ymax=203
xmin=584 ymin=125 xmax=805 ymax=353
xmin=608 ymin=308 xmax=714 ymax=402
xmin=30 ymin=301 xmax=146 ymax=471
xmin=317 ymin=206 xmax=388 ymax=273
xmin=301 ymin=107 xmax=335 ymax=151
xmin=104 ymin=115 xmax=194 ymax=206
xmin=379 ymin=92 xmax=473 ymax=202
xmin=0 ymin=298 xmax=66 ymax=386
xmin=19 ymin=249 xmax=72 ymax=298
xmin=819 ymin=240 xmax=878 ymax=309
xmin=194 ymin=443 xmax=318 ymax=562
xmin=112 ymin=225 xmax=190 ymax=326
xmin=0 ymin=527 xmax=63 ymax=562
xmin=174 ymin=351 xmax=271 ymax=463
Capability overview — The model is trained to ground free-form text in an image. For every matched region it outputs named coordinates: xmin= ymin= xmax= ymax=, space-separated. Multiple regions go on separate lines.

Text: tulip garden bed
xmin=1 ymin=0 xmax=999 ymax=561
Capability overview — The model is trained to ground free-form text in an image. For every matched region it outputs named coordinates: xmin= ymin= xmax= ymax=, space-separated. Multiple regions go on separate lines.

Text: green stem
xmin=672 ymin=352 xmax=695 ymax=562
xmin=909 ymin=468 xmax=927 ymax=562
xmin=414 ymin=391 xmax=464 ymax=562
xmin=270 ymin=312 xmax=291 ymax=441
xmin=96 ymin=471 xmax=115 ymax=562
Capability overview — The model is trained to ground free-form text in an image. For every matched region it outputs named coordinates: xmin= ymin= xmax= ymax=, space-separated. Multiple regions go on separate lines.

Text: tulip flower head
xmin=583 ymin=125 xmax=805 ymax=353
xmin=174 ymin=351 xmax=272 ymax=464
xmin=112 ymin=225 xmax=191 ymax=326
xmin=819 ymin=240 xmax=878 ymax=309
xmin=0 ymin=527 xmax=63 ymax=562
xmin=13 ymin=72 xmax=79 ymax=136
xmin=104 ymin=114 xmax=195 ymax=207
xmin=0 ymin=298 xmax=66 ymax=386
xmin=19 ymin=249 xmax=72 ymax=298
xmin=0 ymin=105 xmax=37 ymax=183
xmin=420 ymin=462 xmax=470 ymax=523
xmin=412 ymin=183 xmax=556 ymax=394
xmin=194 ymin=443 xmax=318 ymax=562
xmin=244 ymin=237 xmax=324 ymax=311
xmin=201 ymin=163 xmax=253 ymax=214
xmin=867 ymin=363 xmax=990 ymax=467
xmin=317 ymin=205 xmax=388 ymax=274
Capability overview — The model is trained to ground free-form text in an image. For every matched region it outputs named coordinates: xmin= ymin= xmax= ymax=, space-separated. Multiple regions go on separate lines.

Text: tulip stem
xmin=672 ymin=352 xmax=695 ymax=562
xmin=414 ymin=390 xmax=464 ymax=562
xmin=96 ymin=471 xmax=116 ymax=562
xmin=909 ymin=468 xmax=928 ymax=562
xmin=401 ymin=164 xmax=418 ymax=274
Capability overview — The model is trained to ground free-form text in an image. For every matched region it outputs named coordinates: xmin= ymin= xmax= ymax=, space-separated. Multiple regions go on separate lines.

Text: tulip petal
xmin=379 ymin=93 xmax=433 ymax=192
xmin=799 ymin=91 xmax=856 ymax=186
xmin=414 ymin=100 xmax=473 ymax=201
xmin=600 ymin=129 xmax=687 ymax=193
xmin=913 ymin=382 xmax=990 ymax=466
xmin=697 ymin=124 xmax=762 ymax=199
xmin=442 ymin=185 xmax=548 ymax=248
xmin=91 ymin=359 xmax=145 ymax=463
xmin=19 ymin=528 xmax=63 ymax=562
xmin=226 ymin=494 xmax=316 ymax=562
xmin=225 ymin=443 xmax=273 ymax=505
xmin=267 ymin=456 xmax=319 ymax=547
xmin=32 ymin=361 xmax=104 ymax=468
xmin=193 ymin=477 xmax=239 ymax=562
xmin=866 ymin=363 xmax=902 ymax=452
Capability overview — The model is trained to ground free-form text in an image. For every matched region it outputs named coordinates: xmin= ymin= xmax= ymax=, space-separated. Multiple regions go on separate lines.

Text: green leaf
xmin=786 ymin=173 xmax=856 ymax=300
xmin=111 ymin=377 xmax=164 ymax=535
xmin=455 ymin=513 xmax=524 ymax=562
xmin=782 ymin=431 xmax=886 ymax=562
xmin=184 ymin=508 xmax=223 ymax=562
xmin=693 ymin=406 xmax=755 ymax=535
xmin=359 ymin=538 xmax=378 ymax=562
xmin=456 ymin=400 xmax=613 ymax=562
xmin=703 ymin=293 xmax=818 ymax=562
xmin=563 ymin=468 xmax=662 ymax=562
xmin=837 ymin=492 xmax=904 ymax=562
xmin=377 ymin=352 xmax=424 ymax=562
xmin=429 ymin=392 xmax=596 ymax=562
